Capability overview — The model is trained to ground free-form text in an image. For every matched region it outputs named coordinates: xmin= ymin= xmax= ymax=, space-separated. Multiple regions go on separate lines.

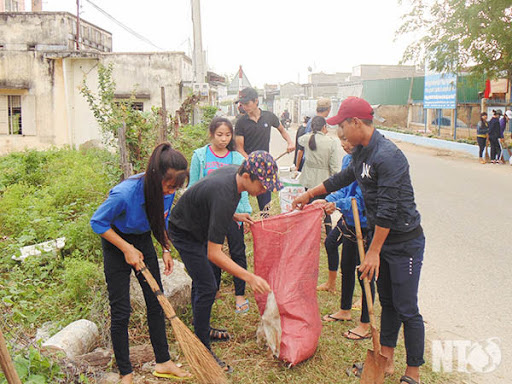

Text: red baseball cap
xmin=326 ymin=97 xmax=374 ymax=125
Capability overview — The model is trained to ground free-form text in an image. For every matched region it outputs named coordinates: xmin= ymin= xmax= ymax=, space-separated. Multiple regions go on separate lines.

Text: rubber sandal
xmin=345 ymin=362 xmax=364 ymax=377
xmin=400 ymin=375 xmax=420 ymax=384
xmin=210 ymin=351 xmax=234 ymax=374
xmin=209 ymin=327 xmax=231 ymax=342
xmin=235 ymin=299 xmax=250 ymax=314
xmin=343 ymin=330 xmax=371 ymax=340
xmin=322 ymin=314 xmax=351 ymax=322
xmin=152 ymin=371 xmax=192 ymax=380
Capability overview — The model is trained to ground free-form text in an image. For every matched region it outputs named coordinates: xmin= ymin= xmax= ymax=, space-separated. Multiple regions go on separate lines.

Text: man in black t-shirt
xmin=235 ymin=87 xmax=295 ymax=211
xmin=169 ymin=151 xmax=281 ymax=371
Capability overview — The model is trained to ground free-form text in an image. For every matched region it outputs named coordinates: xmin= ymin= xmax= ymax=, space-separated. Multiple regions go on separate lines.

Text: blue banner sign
xmin=424 ymin=72 xmax=457 ymax=109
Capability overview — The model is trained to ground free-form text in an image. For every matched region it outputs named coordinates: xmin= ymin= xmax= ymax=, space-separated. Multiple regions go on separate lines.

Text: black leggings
xmin=477 ymin=136 xmax=487 ymax=158
xmin=102 ymin=230 xmax=170 ymax=376
xmin=324 ymin=219 xmax=374 ymax=323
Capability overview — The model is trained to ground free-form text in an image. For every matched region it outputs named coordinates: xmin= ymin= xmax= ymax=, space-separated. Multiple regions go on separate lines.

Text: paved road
xmin=270 ymin=126 xmax=511 ymax=384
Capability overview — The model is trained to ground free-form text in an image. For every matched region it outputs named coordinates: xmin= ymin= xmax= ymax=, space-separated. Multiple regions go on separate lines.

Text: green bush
xmin=173 ymin=123 xmax=210 ymax=164
xmin=0 ymin=147 xmax=119 ymax=258
xmin=0 ymin=147 xmax=117 ymax=329
xmin=0 ymin=346 xmax=64 ymax=384
xmin=63 ymin=258 xmax=103 ymax=301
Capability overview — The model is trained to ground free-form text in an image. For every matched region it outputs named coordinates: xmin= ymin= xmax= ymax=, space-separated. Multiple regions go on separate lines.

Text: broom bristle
xmin=141 ymin=266 xmax=228 ymax=384
xmin=171 ymin=318 xmax=228 ymax=384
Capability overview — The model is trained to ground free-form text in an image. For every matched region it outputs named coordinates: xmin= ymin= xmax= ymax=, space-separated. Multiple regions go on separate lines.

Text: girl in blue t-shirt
xmin=189 ymin=117 xmax=253 ymax=322
xmin=90 ymin=143 xmax=192 ymax=384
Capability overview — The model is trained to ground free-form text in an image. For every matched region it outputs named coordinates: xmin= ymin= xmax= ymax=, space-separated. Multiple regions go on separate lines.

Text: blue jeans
xmin=169 ymin=226 xmax=217 ymax=350
xmin=102 ymin=230 xmax=170 ymax=376
xmin=377 ymin=233 xmax=425 ymax=367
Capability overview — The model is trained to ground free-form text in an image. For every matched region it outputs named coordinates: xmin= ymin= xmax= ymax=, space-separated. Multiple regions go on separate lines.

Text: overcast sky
xmin=37 ymin=0 xmax=414 ymax=87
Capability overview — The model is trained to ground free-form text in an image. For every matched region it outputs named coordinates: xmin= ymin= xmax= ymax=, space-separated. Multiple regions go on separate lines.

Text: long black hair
xmin=209 ymin=117 xmax=236 ymax=151
xmin=308 ymin=116 xmax=326 ymax=151
xmin=144 ymin=143 xmax=189 ymax=249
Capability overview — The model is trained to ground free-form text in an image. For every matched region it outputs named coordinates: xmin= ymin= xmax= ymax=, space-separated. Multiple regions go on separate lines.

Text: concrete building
xmin=0 ymin=0 xmax=24 ymax=12
xmin=0 ymin=12 xmax=193 ymax=154
xmin=304 ymin=72 xmax=350 ymax=98
xmin=350 ymin=64 xmax=423 ymax=81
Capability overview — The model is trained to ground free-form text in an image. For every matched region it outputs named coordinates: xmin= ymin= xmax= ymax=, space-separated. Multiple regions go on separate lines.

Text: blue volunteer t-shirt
xmin=90 ymin=173 xmax=175 ymax=235
xmin=203 ymin=146 xmax=233 ymax=177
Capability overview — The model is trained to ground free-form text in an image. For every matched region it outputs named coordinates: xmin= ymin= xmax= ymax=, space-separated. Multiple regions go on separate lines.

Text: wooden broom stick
xmin=0 ymin=329 xmax=22 ymax=384
xmin=139 ymin=263 xmax=227 ymax=384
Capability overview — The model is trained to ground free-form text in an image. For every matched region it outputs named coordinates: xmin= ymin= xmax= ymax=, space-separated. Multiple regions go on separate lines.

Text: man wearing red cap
xmin=292 ymin=97 xmax=425 ymax=384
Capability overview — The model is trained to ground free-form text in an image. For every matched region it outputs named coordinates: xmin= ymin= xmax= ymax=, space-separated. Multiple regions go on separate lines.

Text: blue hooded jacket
xmin=325 ymin=154 xmax=367 ymax=228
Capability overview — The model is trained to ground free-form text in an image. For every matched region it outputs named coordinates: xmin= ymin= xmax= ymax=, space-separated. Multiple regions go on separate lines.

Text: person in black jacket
xmin=292 ymin=97 xmax=425 ymax=384
xmin=488 ymin=110 xmax=502 ymax=164
xmin=476 ymin=112 xmax=489 ymax=164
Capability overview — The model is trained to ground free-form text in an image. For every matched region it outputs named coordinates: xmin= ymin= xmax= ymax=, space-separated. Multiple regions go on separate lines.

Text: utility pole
xmin=159 ymin=87 xmax=168 ymax=143
xmin=190 ymin=0 xmax=206 ymax=84
xmin=75 ymin=0 xmax=81 ymax=50
xmin=238 ymin=65 xmax=243 ymax=98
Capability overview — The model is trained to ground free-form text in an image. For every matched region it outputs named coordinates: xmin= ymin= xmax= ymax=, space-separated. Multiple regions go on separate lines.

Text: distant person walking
xmin=476 ymin=112 xmax=489 ymax=164
xmin=488 ymin=109 xmax=502 ymax=164
xmin=235 ymin=87 xmax=295 ymax=211
xmin=294 ymin=116 xmax=310 ymax=171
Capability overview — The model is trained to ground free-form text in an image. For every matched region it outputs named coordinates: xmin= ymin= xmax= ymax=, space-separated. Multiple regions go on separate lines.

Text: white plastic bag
xmin=278 ymin=178 xmax=305 ymax=213
xmin=256 ymin=292 xmax=281 ymax=358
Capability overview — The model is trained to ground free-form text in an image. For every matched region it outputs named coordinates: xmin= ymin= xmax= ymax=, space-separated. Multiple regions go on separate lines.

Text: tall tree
xmin=397 ymin=0 xmax=512 ymax=85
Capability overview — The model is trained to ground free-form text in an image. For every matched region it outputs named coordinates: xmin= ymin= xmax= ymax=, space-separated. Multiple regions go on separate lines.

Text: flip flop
xmin=152 ymin=371 xmax=193 ymax=380
xmin=343 ymin=330 xmax=371 ymax=340
xmin=400 ymin=375 xmax=420 ymax=384
xmin=235 ymin=299 xmax=250 ymax=314
xmin=210 ymin=351 xmax=234 ymax=374
xmin=345 ymin=362 xmax=364 ymax=377
xmin=322 ymin=314 xmax=351 ymax=322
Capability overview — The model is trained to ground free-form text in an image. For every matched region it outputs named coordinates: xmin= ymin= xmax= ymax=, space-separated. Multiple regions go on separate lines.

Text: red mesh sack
xmin=252 ymin=205 xmax=323 ymax=366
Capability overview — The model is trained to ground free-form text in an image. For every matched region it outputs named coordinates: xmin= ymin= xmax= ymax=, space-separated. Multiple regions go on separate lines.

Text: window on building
xmin=5 ymin=0 xmax=20 ymax=12
xmin=3 ymin=96 xmax=23 ymax=135
xmin=114 ymin=101 xmax=144 ymax=112
xmin=132 ymin=102 xmax=144 ymax=111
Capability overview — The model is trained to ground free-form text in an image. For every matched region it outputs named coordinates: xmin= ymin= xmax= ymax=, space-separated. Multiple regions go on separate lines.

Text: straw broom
xmin=139 ymin=263 xmax=227 ymax=384
xmin=0 ymin=329 xmax=22 ymax=384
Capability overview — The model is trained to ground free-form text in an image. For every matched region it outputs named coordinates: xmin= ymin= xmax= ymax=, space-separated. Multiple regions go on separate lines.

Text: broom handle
xmin=0 ymin=329 xmax=22 ymax=384
xmin=351 ymin=198 xmax=381 ymax=352
xmin=139 ymin=262 xmax=177 ymax=318
xmin=274 ymin=151 xmax=288 ymax=161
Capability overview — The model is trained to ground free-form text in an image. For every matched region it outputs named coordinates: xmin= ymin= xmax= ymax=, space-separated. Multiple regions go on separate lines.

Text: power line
xmin=84 ymin=0 xmax=164 ymax=51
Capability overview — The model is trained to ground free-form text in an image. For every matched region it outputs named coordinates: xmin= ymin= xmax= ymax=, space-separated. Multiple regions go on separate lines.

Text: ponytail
xmin=144 ymin=143 xmax=189 ymax=249
xmin=308 ymin=116 xmax=327 ymax=151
